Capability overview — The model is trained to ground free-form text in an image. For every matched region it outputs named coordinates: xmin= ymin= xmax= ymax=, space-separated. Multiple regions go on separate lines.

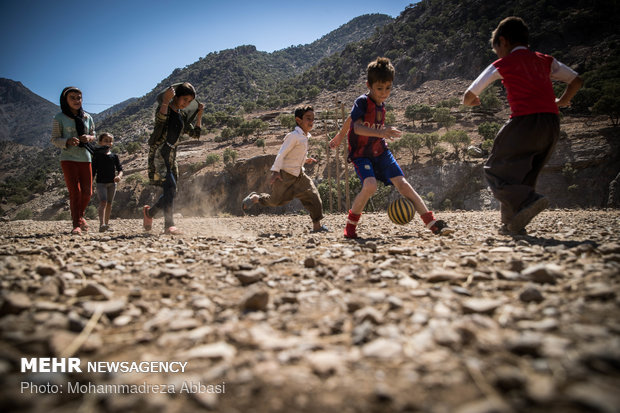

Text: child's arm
xmin=353 ymin=119 xmax=401 ymax=140
xmin=463 ymin=64 xmax=501 ymax=107
xmin=114 ymin=155 xmax=123 ymax=183
xmin=556 ymin=76 xmax=583 ymax=108
xmin=462 ymin=90 xmax=481 ymax=106
xmin=329 ymin=116 xmax=351 ymax=148
xmin=159 ymin=87 xmax=175 ymax=115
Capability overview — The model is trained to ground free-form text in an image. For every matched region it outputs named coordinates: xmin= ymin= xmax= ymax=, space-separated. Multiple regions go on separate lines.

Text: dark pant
xmin=61 ymin=161 xmax=92 ymax=228
xmin=484 ymin=113 xmax=560 ymax=224
xmin=150 ymin=171 xmax=177 ymax=227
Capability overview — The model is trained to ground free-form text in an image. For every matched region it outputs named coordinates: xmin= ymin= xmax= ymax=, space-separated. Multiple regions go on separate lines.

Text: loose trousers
xmin=484 ymin=113 xmax=560 ymax=224
xmin=259 ymin=170 xmax=323 ymax=222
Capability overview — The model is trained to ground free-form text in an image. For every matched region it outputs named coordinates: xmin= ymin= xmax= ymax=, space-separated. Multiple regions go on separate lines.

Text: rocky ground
xmin=1 ymin=209 xmax=619 ymax=413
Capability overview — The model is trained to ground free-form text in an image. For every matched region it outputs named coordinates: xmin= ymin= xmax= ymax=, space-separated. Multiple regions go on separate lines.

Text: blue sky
xmin=0 ymin=0 xmax=415 ymax=113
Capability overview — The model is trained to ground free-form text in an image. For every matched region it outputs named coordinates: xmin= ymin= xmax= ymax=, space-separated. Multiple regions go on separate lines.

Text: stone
xmin=0 ymin=292 xmax=31 ymax=315
xmin=519 ymin=286 xmax=544 ymax=303
xmin=241 ymin=289 xmax=270 ymax=311
xmin=35 ymin=264 xmax=57 ymax=276
xmin=234 ymin=267 xmax=266 ymax=285
xmin=521 ymin=264 xmax=563 ymax=284
xmin=461 ymin=298 xmax=503 ymax=315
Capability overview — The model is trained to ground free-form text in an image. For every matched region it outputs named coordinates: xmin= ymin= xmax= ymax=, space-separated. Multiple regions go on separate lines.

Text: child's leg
xmin=257 ymin=172 xmax=296 ymax=208
xmin=390 ymin=175 xmax=452 ymax=235
xmin=76 ymin=162 xmax=93 ymax=223
xmin=485 ymin=114 xmax=559 ymax=220
xmin=390 ymin=176 xmax=429 ymax=216
xmin=61 ymin=161 xmax=82 ymax=229
xmin=105 ymin=184 xmax=116 ymax=226
xmin=351 ymin=178 xmax=377 ymax=215
xmin=96 ymin=183 xmax=107 ymax=226
xmin=292 ymin=173 xmax=324 ymax=230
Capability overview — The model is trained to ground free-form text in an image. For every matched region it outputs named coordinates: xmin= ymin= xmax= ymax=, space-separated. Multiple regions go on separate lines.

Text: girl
xmin=51 ymin=87 xmax=96 ymax=234
xmin=143 ymin=82 xmax=203 ymax=234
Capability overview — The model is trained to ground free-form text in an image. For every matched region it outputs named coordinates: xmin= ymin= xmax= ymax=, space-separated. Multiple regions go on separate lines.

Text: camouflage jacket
xmin=147 ymin=107 xmax=200 ymax=186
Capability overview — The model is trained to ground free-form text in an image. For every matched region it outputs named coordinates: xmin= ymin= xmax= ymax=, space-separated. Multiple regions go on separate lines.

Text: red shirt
xmin=493 ymin=49 xmax=559 ymax=117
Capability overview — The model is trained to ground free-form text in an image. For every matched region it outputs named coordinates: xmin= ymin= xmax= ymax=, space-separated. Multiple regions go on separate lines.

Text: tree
xmin=592 ymin=92 xmax=620 ymax=127
xmin=404 ymin=104 xmax=433 ymax=127
xmin=399 ymin=133 xmax=424 ymax=162
xmin=433 ymin=107 xmax=455 ymax=129
xmin=223 ymin=148 xmax=238 ymax=165
xmin=442 ymin=130 xmax=470 ymax=159
xmin=479 ymin=85 xmax=502 ymax=111
xmin=255 ymin=138 xmax=265 ymax=153
xmin=277 ymin=113 xmax=296 ymax=130
xmin=424 ymin=133 xmax=441 ymax=156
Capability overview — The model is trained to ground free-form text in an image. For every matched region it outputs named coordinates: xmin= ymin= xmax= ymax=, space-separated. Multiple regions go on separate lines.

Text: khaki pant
xmin=259 ymin=171 xmax=323 ymax=222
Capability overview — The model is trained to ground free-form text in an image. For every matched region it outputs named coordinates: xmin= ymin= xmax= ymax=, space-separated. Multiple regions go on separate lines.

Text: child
xmin=330 ymin=57 xmax=452 ymax=239
xmin=143 ymin=82 xmax=203 ymax=235
xmin=50 ymin=86 xmax=96 ymax=235
xmin=92 ymin=133 xmax=123 ymax=232
xmin=463 ymin=16 xmax=583 ymax=235
xmin=241 ymin=106 xmax=328 ymax=233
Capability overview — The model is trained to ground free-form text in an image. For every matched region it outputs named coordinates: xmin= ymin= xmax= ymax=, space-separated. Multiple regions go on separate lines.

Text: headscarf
xmin=60 ymin=86 xmax=86 ymax=136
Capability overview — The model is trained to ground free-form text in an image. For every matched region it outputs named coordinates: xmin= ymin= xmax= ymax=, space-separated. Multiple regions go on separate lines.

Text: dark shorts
xmin=352 ymin=150 xmax=403 ymax=186
xmin=96 ymin=182 xmax=116 ymax=203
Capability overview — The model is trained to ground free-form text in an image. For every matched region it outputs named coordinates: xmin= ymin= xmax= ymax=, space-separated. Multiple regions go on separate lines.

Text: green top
xmin=50 ymin=112 xmax=96 ymax=162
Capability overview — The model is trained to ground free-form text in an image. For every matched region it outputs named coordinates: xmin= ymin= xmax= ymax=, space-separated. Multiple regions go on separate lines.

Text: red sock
xmin=421 ymin=211 xmax=437 ymax=232
xmin=344 ymin=210 xmax=361 ymax=238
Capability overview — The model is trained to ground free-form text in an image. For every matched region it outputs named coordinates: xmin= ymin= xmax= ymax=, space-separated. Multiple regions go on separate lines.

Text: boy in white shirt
xmin=242 ymin=106 xmax=328 ymax=232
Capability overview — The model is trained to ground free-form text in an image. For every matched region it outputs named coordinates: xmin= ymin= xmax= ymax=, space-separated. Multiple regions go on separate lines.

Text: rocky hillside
xmin=1 ymin=210 xmax=619 ymax=412
xmin=98 ymin=14 xmax=393 ymax=138
xmin=0 ymin=78 xmax=59 ymax=147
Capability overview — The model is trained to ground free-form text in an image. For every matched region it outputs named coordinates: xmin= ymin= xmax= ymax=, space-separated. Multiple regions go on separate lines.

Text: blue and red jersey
xmin=347 ymin=94 xmax=388 ymax=160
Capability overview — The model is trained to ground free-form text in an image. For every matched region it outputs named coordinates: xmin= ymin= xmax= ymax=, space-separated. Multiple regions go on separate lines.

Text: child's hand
xmin=269 ymin=171 xmax=282 ymax=186
xmin=329 ymin=134 xmax=343 ymax=149
xmin=197 ymin=102 xmax=204 ymax=113
xmin=556 ymin=97 xmax=571 ymax=108
xmin=78 ymin=134 xmax=93 ymax=143
xmin=305 ymin=157 xmax=317 ymax=164
xmin=114 ymin=176 xmax=121 ymax=183
xmin=162 ymin=86 xmax=175 ymax=103
xmin=382 ymin=126 xmax=402 ymax=140
xmin=66 ymin=137 xmax=80 ymax=147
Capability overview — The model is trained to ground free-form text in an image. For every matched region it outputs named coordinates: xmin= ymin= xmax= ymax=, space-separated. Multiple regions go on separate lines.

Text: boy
xmin=143 ymin=82 xmax=203 ymax=235
xmin=241 ymin=106 xmax=328 ymax=233
xmin=463 ymin=17 xmax=583 ymax=235
xmin=92 ymin=133 xmax=123 ymax=232
xmin=330 ymin=57 xmax=452 ymax=239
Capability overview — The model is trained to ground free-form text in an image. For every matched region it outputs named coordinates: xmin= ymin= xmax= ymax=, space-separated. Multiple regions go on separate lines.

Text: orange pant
xmin=61 ymin=161 xmax=92 ymax=227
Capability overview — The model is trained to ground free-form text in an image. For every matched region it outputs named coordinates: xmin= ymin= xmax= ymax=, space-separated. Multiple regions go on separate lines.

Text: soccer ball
xmin=387 ymin=198 xmax=415 ymax=225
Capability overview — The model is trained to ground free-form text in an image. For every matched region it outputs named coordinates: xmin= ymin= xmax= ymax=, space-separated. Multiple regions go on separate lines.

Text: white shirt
xmin=271 ymin=126 xmax=309 ymax=177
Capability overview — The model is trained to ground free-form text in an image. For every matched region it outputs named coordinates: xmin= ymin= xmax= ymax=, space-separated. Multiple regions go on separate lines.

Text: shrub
xmin=205 ymin=154 xmax=220 ymax=166
xmin=14 ymin=208 xmax=32 ymax=220
xmin=478 ymin=122 xmax=502 ymax=140
xmin=85 ymin=205 xmax=98 ymax=219
xmin=277 ymin=113 xmax=297 ymax=130
xmin=481 ymin=139 xmax=494 ymax=152
xmin=126 ymin=141 xmax=142 ymax=154
xmin=54 ymin=211 xmax=71 ymax=221
xmin=223 ymin=148 xmax=238 ymax=165
xmin=442 ymin=130 xmax=470 ymax=158
xmin=125 ymin=173 xmax=148 ymax=185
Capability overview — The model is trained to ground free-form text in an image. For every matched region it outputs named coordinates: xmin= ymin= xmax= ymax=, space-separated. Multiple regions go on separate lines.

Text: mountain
xmin=0 ymin=78 xmax=59 ymax=147
xmin=98 ymin=13 xmax=393 ymax=136
xmin=92 ymin=97 xmax=138 ymax=123
xmin=279 ymin=0 xmax=620 ymax=103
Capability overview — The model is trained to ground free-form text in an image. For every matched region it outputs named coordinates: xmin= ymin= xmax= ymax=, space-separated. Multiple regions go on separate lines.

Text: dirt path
xmin=1 ymin=210 xmax=619 ymax=412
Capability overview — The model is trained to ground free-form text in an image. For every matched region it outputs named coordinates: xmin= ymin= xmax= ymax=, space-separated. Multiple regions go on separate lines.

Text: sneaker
xmin=143 ymin=205 xmax=153 ymax=231
xmin=79 ymin=218 xmax=89 ymax=232
xmin=71 ymin=227 xmax=82 ymax=235
xmin=164 ymin=226 xmax=183 ymax=235
xmin=498 ymin=224 xmax=527 ymax=236
xmin=312 ymin=225 xmax=330 ymax=233
xmin=431 ymin=220 xmax=454 ymax=236
xmin=99 ymin=225 xmax=107 ymax=233
xmin=507 ymin=195 xmax=549 ymax=233
xmin=242 ymin=192 xmax=258 ymax=213
xmin=344 ymin=228 xmax=359 ymax=239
